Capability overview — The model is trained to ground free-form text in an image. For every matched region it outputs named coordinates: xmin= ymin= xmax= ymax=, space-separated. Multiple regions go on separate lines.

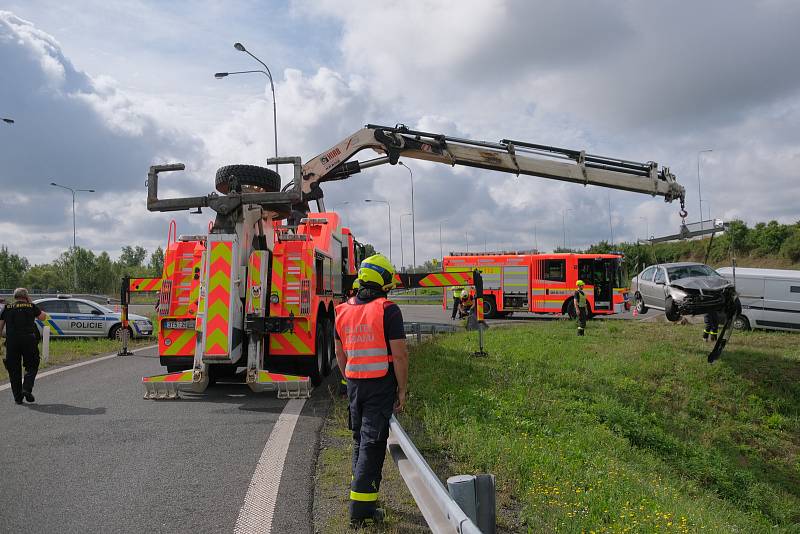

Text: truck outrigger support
xmin=141 ymin=367 xmax=311 ymax=400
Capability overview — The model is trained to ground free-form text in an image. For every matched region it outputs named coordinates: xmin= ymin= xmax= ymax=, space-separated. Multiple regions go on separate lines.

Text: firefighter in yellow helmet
xmin=574 ymin=280 xmax=588 ymax=336
xmin=450 ymin=286 xmax=463 ymax=320
xmin=334 ymin=254 xmax=408 ymax=527
xmin=347 ymin=278 xmax=360 ymax=298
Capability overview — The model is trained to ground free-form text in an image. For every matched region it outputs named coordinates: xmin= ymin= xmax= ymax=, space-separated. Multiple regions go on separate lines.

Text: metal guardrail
xmin=404 ymin=322 xmax=459 ymax=343
xmin=390 ymin=294 xmax=442 ymax=302
xmin=387 ymin=416 xmax=484 ymax=534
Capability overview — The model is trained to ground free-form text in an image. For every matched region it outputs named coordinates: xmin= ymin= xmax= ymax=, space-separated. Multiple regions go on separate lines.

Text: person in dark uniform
xmin=335 ymin=254 xmax=408 ymax=527
xmin=703 ymin=311 xmax=720 ymax=342
xmin=450 ymin=287 xmax=462 ymax=320
xmin=0 ymin=288 xmax=47 ymax=404
xmin=574 ymin=280 xmax=588 ymax=336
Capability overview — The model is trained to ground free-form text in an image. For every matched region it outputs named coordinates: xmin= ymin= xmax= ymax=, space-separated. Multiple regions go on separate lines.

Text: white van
xmin=717 ymin=267 xmax=800 ymax=332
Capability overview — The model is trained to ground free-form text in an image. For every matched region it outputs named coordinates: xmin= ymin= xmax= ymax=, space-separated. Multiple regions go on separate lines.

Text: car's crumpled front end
xmin=669 ymin=276 xmax=737 ymax=316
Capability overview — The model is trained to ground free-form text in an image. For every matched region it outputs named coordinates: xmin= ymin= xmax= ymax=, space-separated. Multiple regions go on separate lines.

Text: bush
xmin=780 ymin=229 xmax=800 ymax=262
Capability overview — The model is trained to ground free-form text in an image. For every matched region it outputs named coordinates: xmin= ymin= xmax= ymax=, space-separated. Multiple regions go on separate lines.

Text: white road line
xmin=0 ymin=345 xmax=157 ymax=391
xmin=234 ymin=397 xmax=307 ymax=534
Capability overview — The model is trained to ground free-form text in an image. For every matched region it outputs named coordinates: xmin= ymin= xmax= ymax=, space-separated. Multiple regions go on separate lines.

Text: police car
xmin=34 ymin=296 xmax=153 ymax=339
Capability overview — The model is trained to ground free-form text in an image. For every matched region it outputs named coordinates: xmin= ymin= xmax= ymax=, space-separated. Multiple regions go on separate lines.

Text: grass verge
xmin=0 ymin=337 xmax=153 ymax=381
xmin=403 ymin=319 xmax=799 ymax=532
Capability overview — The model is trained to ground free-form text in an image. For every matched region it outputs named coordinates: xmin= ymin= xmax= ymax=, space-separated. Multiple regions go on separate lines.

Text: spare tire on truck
xmin=215 ymin=165 xmax=281 ymax=194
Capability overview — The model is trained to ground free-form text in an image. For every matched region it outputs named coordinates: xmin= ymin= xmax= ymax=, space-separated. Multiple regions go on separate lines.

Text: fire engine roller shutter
xmin=503 ymin=265 xmax=529 ymax=294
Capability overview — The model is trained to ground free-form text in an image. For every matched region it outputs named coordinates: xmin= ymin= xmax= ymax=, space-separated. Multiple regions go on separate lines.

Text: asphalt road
xmin=0 ymin=346 xmax=332 ymax=533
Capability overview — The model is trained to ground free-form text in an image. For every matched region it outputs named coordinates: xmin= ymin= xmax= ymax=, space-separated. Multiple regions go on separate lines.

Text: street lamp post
xmin=399 ymin=213 xmax=412 ymax=271
xmin=216 ymin=41 xmax=278 ymax=172
xmin=50 ymin=182 xmax=95 ymax=289
xmin=697 ymin=149 xmax=713 ymax=231
xmin=439 ymin=219 xmax=448 ymax=265
xmin=364 ymin=199 xmax=392 ymax=263
xmin=398 ymin=162 xmax=416 ymax=272
xmin=333 ymin=201 xmax=350 ymax=225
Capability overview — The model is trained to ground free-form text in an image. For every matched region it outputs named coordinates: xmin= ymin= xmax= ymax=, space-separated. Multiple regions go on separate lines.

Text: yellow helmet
xmin=351 ymin=279 xmax=360 ymax=290
xmin=576 ymin=280 xmax=585 ymax=287
xmin=358 ymin=254 xmax=396 ymax=291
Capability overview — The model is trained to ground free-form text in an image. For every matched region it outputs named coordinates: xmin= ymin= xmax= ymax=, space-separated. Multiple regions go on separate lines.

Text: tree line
xmin=583 ymin=219 xmax=800 ymax=275
xmin=0 ymin=245 xmax=164 ymax=296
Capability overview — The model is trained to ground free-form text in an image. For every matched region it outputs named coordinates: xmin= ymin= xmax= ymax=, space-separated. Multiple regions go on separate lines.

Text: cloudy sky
xmin=1 ymin=1 xmax=799 ymax=267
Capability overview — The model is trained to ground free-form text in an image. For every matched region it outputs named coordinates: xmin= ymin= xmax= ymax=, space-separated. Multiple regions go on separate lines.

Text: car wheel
xmin=732 ymin=315 xmax=751 ymax=331
xmin=109 ymin=324 xmax=133 ymax=341
xmin=634 ymin=293 xmax=648 ymax=315
xmin=664 ymin=297 xmax=680 ymax=322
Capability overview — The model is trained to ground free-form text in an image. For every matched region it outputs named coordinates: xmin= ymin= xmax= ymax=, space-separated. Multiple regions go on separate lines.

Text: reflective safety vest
xmin=335 ymin=297 xmax=393 ymax=379
xmin=575 ymin=289 xmax=587 ymax=309
xmin=461 ymin=294 xmax=474 ymax=308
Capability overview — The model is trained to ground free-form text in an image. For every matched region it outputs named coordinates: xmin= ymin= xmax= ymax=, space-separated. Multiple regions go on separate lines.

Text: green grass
xmin=401 ymin=320 xmax=800 ymax=533
xmin=0 ymin=336 xmax=153 ymax=381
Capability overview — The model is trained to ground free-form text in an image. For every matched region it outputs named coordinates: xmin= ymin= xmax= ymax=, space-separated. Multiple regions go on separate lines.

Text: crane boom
xmin=301 ymin=124 xmax=685 ymax=207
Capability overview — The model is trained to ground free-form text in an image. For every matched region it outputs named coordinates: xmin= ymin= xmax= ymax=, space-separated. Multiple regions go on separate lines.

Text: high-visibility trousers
xmin=576 ymin=307 xmax=587 ymax=335
xmin=347 ymin=372 xmax=397 ymax=519
xmin=703 ymin=311 xmax=720 ymax=338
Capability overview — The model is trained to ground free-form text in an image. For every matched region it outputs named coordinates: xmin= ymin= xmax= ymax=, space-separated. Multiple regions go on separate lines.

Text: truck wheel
xmin=732 ymin=315 xmax=750 ymax=330
xmin=215 ymin=165 xmax=281 ymax=194
xmin=304 ymin=322 xmax=326 ymax=387
xmin=322 ymin=317 xmax=335 ymax=377
xmin=664 ymin=297 xmax=681 ymax=322
xmin=563 ymin=298 xmax=577 ymax=319
xmin=634 ymin=293 xmax=648 ymax=314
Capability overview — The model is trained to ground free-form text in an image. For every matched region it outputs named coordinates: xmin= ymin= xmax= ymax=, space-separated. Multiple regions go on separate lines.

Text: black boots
xmin=350 ymin=508 xmax=385 ymax=528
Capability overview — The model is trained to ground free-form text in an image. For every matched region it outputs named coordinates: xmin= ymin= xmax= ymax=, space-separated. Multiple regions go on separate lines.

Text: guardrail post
xmin=415 ymin=322 xmax=421 ymax=343
xmin=42 ymin=327 xmax=50 ymax=365
xmin=475 ymin=474 xmax=496 ymax=534
xmin=448 ymin=475 xmax=478 ymax=525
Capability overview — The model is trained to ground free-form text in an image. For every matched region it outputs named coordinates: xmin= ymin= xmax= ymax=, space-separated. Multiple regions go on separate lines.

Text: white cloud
xmin=2 ymin=2 xmax=799 ymax=270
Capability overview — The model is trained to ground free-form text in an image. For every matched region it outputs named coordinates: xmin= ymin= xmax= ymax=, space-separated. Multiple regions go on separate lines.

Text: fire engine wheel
xmin=482 ymin=296 xmax=499 ymax=319
xmin=564 ymin=299 xmax=577 ymax=320
xmin=304 ymin=323 xmax=326 ymax=387
xmin=215 ymin=164 xmax=281 ymax=194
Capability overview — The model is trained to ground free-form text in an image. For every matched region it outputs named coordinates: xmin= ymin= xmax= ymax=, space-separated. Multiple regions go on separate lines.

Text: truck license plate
xmin=163 ymin=319 xmax=194 ymax=330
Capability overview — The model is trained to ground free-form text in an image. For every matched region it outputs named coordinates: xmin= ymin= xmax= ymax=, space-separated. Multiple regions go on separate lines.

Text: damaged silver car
xmin=631 ymin=262 xmax=738 ymax=322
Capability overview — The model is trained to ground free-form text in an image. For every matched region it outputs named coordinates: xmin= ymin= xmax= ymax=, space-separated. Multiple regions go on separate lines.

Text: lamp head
xmin=2 ymin=118 xmax=14 ymax=124
xmin=234 ymin=42 xmax=246 ymax=52
xmin=214 ymin=72 xmax=229 ymax=79
xmin=50 ymin=182 xmax=58 ymax=186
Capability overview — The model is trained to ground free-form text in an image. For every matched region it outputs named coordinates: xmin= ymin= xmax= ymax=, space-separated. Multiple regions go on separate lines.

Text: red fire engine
xmin=443 ymin=252 xmax=629 ymax=318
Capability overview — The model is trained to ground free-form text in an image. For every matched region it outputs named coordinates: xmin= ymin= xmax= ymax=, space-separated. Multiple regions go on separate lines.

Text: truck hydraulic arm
xmin=301 ymin=124 xmax=686 ymax=212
